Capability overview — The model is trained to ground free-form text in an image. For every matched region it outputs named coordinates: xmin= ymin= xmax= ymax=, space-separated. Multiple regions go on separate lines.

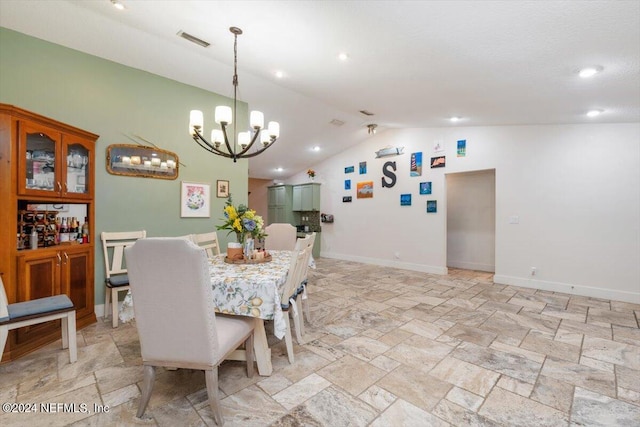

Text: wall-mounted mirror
xmin=106 ymin=144 xmax=179 ymax=180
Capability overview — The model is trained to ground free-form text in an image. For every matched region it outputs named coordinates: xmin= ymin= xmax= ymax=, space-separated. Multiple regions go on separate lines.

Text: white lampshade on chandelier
xmin=189 ymin=27 xmax=280 ymax=162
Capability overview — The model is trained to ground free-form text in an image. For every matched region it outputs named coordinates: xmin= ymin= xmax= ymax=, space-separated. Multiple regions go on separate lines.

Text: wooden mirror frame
xmin=106 ymin=144 xmax=179 ymax=180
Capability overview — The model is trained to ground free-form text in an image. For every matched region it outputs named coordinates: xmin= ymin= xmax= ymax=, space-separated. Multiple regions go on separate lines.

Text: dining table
xmin=120 ymin=249 xmax=294 ymax=376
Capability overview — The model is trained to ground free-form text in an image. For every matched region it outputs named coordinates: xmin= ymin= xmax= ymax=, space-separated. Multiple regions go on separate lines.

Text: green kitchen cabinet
xmin=267 ymin=185 xmax=294 ymax=225
xmin=292 ymin=183 xmax=321 ymax=211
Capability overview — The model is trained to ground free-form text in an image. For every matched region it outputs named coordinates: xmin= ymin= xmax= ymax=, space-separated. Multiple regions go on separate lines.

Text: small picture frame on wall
xmin=419 ymin=182 xmax=432 ymax=195
xmin=181 ymin=181 xmax=210 ymax=218
xmin=359 ymin=161 xmax=367 ymax=174
xmin=430 ymin=156 xmax=446 ymax=168
xmin=400 ymin=194 xmax=412 ymax=206
xmin=216 ymin=180 xmax=230 ymax=198
xmin=357 ymin=181 xmax=374 ymax=199
xmin=345 ymin=179 xmax=351 ymax=190
xmin=343 ymin=196 xmax=352 ymax=203
xmin=426 ymin=200 xmax=437 ymax=213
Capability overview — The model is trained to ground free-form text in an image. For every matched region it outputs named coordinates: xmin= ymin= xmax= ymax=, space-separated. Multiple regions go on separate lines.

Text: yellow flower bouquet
xmin=217 ymin=195 xmax=266 ymax=243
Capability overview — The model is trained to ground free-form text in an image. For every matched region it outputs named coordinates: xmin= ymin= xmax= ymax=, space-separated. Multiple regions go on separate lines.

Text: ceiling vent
xmin=359 ymin=110 xmax=375 ymax=116
xmin=329 ymin=119 xmax=345 ymax=126
xmin=177 ymin=31 xmax=210 ymax=48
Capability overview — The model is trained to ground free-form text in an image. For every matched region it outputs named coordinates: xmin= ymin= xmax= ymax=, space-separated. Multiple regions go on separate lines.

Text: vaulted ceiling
xmin=1 ymin=0 xmax=638 ymax=179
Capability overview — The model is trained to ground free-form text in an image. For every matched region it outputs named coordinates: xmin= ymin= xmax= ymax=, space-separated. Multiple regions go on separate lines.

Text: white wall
xmin=287 ymin=123 xmax=640 ymax=303
xmin=447 ymin=169 xmax=496 ymax=272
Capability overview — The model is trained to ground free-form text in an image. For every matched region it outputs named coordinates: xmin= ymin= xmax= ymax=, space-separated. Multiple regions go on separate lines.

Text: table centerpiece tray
xmin=224 ymin=253 xmax=272 ymax=264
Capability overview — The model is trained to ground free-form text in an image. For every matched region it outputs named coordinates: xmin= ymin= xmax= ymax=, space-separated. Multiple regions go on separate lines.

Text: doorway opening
xmin=446 ymin=169 xmax=496 ymax=273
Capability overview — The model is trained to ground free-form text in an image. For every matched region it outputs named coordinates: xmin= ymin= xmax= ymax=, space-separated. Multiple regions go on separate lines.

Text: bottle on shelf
xmin=30 ymin=230 xmax=38 ymax=250
xmin=60 ymin=217 xmax=69 ymax=243
xmin=55 ymin=217 xmax=61 ymax=244
xmin=81 ymin=217 xmax=89 ymax=244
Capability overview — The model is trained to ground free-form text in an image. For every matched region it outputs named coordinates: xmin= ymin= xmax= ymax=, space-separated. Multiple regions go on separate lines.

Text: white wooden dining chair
xmin=101 ymin=230 xmax=146 ymax=328
xmin=279 ymin=244 xmax=313 ymax=364
xmin=192 ymin=231 xmax=221 ymax=257
xmin=1 ymin=275 xmax=77 ymax=363
xmin=287 ymin=234 xmax=313 ymax=342
xmin=125 ymin=238 xmax=254 ymax=426
xmin=264 ymin=223 xmax=297 ymax=251
xmin=294 ymin=232 xmax=316 ymax=329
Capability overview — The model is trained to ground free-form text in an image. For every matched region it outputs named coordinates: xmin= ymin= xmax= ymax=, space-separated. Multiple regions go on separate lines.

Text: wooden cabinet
xmin=267 ymin=185 xmax=294 ymax=225
xmin=14 ymin=246 xmax=92 ymax=347
xmin=292 ymin=183 xmax=321 ymax=211
xmin=0 ymin=104 xmax=97 ymax=363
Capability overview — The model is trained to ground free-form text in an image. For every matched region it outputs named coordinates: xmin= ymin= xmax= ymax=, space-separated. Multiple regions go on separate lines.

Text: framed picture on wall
xmin=419 ymin=182 xmax=432 ymax=195
xmin=216 ymin=180 xmax=230 ymax=198
xmin=180 ymin=181 xmax=210 ymax=218
xmin=359 ymin=162 xmax=367 ymax=174
xmin=357 ymin=181 xmax=374 ymax=199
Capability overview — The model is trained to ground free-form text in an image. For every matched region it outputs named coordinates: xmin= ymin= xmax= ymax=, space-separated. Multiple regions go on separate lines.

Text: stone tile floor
xmin=1 ymin=259 xmax=639 ymax=426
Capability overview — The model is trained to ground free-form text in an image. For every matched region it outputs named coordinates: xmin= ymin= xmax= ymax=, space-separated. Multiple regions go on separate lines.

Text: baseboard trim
xmin=321 ymin=252 xmax=448 ymax=275
xmin=493 ymin=274 xmax=640 ymax=304
xmin=447 ymin=260 xmax=495 ymax=273
xmin=93 ymin=301 xmax=124 ymax=319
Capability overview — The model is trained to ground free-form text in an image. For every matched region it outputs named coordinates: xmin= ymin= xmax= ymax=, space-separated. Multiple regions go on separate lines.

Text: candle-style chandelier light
xmin=189 ymin=27 xmax=279 ymax=162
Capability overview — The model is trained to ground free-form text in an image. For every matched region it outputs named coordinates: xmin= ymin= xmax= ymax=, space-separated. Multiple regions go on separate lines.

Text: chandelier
xmin=189 ymin=27 xmax=280 ymax=162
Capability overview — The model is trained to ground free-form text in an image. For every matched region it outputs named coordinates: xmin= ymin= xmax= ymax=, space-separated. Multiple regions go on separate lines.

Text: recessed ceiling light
xmin=275 ymin=167 xmax=284 ymax=172
xmin=338 ymin=52 xmax=349 ymax=61
xmin=450 ymin=116 xmax=462 ymax=122
xmin=274 ymin=71 xmax=284 ymax=79
xmin=111 ymin=0 xmax=125 ymax=10
xmin=586 ymin=109 xmax=603 ymax=117
xmin=579 ymin=66 xmax=603 ymax=78
xmin=312 ymin=146 xmax=320 ymax=152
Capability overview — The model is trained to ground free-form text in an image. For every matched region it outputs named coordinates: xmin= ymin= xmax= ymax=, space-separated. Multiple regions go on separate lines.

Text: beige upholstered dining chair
xmin=264 ymin=223 xmax=297 ymax=251
xmin=192 ymin=231 xmax=221 ymax=257
xmin=101 ymin=230 xmax=146 ymax=328
xmin=1 ymin=275 xmax=77 ymax=363
xmin=279 ymin=243 xmax=313 ymax=363
xmin=125 ymin=238 xmax=255 ymax=426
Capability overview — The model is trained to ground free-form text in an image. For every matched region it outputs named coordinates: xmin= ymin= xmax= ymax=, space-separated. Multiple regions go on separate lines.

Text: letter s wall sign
xmin=381 ymin=161 xmax=397 ymax=188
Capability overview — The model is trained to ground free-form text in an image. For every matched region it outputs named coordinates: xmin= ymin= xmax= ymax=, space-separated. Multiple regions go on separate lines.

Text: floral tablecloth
xmin=207 ymin=250 xmax=290 ymax=339
xmin=120 ymin=250 xmax=291 ymax=339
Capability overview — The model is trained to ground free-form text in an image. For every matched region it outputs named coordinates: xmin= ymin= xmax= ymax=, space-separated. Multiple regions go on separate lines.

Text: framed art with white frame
xmin=180 ymin=181 xmax=210 ymax=218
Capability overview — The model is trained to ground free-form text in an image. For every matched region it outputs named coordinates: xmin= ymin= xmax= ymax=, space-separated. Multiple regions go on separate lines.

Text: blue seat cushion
xmin=294 ymin=279 xmax=308 ymax=297
xmin=107 ymin=274 xmax=129 ymax=287
xmin=7 ymin=294 xmax=74 ymax=320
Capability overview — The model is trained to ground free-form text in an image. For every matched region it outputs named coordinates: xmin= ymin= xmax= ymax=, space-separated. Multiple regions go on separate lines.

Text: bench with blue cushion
xmin=3 ymin=294 xmax=74 ymax=322
xmin=1 ymin=276 xmax=77 ymax=364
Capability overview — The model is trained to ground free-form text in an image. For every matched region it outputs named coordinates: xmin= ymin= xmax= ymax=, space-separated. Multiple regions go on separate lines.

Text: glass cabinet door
xmin=19 ymin=122 xmax=61 ymax=195
xmin=62 ymin=136 xmax=91 ymax=198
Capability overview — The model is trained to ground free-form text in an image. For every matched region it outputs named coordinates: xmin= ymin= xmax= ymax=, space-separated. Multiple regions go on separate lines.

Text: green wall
xmin=0 ymin=28 xmax=249 ymax=304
